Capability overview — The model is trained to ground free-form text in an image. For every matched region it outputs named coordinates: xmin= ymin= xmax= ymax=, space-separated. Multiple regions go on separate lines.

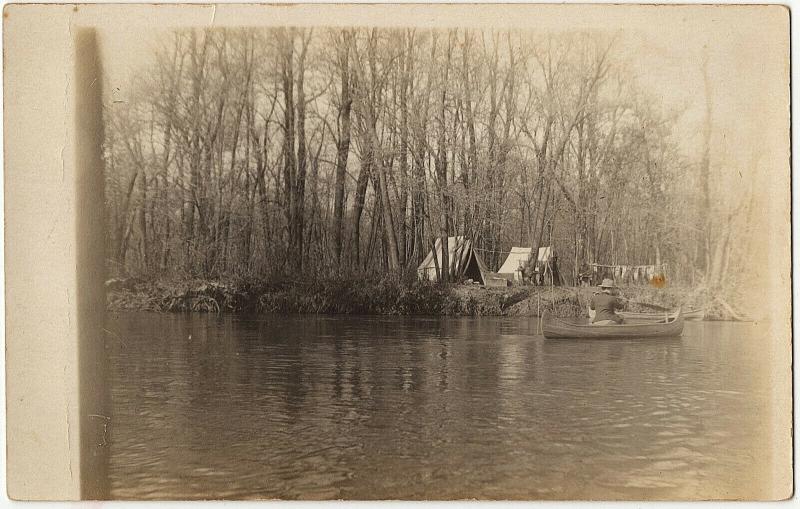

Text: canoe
xmin=543 ymin=308 xmax=684 ymax=339
xmin=619 ymin=308 xmax=704 ymax=321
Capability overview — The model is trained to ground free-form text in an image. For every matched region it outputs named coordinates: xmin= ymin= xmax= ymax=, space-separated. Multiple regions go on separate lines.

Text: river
xmin=105 ymin=312 xmax=773 ymax=500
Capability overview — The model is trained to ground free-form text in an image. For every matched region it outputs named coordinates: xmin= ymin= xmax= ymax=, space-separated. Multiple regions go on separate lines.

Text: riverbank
xmin=106 ymin=276 xmax=728 ymax=318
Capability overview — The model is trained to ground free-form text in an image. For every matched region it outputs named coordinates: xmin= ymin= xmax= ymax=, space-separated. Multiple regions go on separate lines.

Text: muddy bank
xmin=451 ymin=284 xmax=711 ymax=317
xmin=106 ymin=277 xmax=732 ymax=319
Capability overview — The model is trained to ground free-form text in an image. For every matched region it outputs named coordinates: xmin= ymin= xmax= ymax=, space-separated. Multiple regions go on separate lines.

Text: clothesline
xmin=473 ymin=247 xmax=523 ymax=255
xmin=473 ymin=247 xmax=554 ymax=256
xmin=590 ymin=263 xmax=667 ymax=269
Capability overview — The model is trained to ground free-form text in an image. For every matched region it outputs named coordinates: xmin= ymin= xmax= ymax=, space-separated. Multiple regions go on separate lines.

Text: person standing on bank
xmin=589 ymin=278 xmax=627 ymax=324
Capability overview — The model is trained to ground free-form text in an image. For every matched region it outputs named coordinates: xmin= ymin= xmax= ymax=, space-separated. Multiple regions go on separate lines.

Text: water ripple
xmin=106 ymin=313 xmax=772 ymax=500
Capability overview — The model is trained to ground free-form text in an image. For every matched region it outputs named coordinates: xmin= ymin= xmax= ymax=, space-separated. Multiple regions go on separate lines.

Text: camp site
xmin=100 ymin=28 xmax=759 ymax=325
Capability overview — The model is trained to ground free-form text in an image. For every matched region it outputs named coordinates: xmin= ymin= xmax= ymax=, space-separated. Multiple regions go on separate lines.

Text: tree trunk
xmin=138 ymin=164 xmax=148 ymax=272
xmin=332 ymin=31 xmax=353 ymax=269
xmin=375 ymin=154 xmax=400 ymax=272
xmin=351 ymin=157 xmax=371 ymax=268
xmin=397 ymin=37 xmax=410 ymax=268
xmin=280 ymin=29 xmax=297 ymax=269
xmin=293 ymin=32 xmax=309 ymax=271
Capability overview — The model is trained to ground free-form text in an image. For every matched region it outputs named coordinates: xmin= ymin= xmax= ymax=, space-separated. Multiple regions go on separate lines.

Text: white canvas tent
xmin=417 ymin=236 xmax=490 ymax=284
xmin=497 ymin=247 xmax=532 ymax=281
xmin=497 ymin=246 xmax=553 ymax=282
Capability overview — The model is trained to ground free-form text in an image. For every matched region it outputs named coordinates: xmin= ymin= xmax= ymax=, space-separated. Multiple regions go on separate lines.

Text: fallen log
xmin=713 ymin=295 xmax=749 ymax=322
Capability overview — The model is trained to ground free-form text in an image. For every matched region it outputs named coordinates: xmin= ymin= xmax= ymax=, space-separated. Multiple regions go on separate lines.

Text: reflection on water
xmin=106 ymin=313 xmax=772 ymax=500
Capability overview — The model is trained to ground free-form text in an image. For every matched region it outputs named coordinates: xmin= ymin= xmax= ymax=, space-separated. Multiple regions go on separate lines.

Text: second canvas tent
xmin=497 ymin=246 xmax=553 ymax=282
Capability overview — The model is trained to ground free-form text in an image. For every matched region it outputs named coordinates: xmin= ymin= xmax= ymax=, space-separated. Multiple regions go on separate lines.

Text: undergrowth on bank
xmin=107 ymin=275 xmax=468 ymax=315
xmin=106 ymin=275 xmax=714 ymax=318
xmin=257 ymin=276 xmax=455 ymax=315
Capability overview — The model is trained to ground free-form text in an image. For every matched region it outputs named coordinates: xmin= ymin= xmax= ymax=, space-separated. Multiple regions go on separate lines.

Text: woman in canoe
xmin=589 ymin=278 xmax=628 ymax=325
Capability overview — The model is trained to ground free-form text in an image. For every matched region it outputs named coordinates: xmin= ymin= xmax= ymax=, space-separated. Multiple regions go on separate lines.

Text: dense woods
xmin=105 ymin=27 xmax=747 ymax=301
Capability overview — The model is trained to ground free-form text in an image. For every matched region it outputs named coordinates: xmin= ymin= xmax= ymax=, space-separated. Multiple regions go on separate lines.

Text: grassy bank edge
xmin=106 ymin=276 xmax=722 ymax=319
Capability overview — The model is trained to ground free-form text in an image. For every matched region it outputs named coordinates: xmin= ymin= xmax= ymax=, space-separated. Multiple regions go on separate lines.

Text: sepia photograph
xmin=3 ymin=3 xmax=792 ymax=501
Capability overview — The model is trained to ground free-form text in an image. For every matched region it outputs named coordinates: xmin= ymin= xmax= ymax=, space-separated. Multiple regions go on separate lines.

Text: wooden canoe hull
xmin=543 ymin=309 xmax=684 ymax=339
xmin=619 ymin=309 xmax=704 ymax=321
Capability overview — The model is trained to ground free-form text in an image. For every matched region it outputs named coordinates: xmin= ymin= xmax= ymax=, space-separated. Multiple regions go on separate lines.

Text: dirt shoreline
xmin=106 ymin=277 xmax=721 ymax=319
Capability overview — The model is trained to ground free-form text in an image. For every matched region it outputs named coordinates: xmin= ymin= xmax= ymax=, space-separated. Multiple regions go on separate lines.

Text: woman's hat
xmin=599 ymin=278 xmax=616 ymax=288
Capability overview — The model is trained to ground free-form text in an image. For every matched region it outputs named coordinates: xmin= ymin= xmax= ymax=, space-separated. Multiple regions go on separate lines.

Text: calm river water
xmin=106 ymin=312 xmax=773 ymax=500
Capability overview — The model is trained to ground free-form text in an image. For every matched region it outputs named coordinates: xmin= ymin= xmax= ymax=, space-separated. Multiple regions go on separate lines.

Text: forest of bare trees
xmin=105 ymin=27 xmax=741 ymax=293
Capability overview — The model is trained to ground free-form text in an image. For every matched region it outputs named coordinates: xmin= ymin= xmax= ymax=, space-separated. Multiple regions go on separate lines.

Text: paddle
xmin=600 ymin=287 xmax=669 ymax=311
xmin=625 ymin=300 xmax=670 ymax=311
